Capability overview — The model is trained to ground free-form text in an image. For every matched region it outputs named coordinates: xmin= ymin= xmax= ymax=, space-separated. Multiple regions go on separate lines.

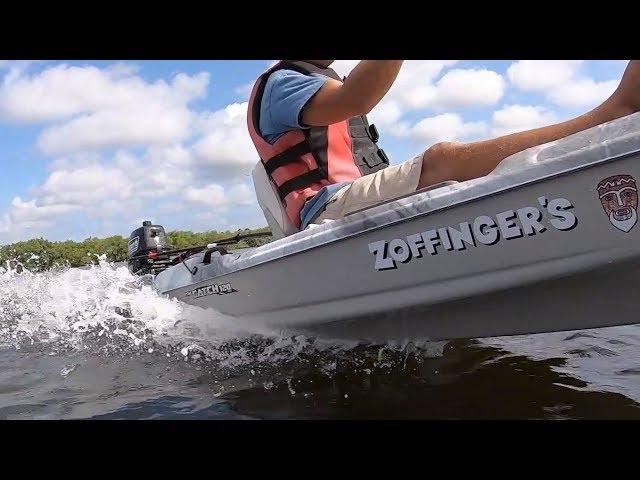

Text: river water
xmin=1 ymin=259 xmax=639 ymax=420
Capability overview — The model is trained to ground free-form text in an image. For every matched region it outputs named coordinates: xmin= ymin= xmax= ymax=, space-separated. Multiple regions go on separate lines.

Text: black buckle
xmin=368 ymin=124 xmax=379 ymax=142
xmin=377 ymin=148 xmax=390 ymax=165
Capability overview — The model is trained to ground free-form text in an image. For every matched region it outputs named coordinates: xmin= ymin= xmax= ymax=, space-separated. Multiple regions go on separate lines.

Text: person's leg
xmin=418 ymin=60 xmax=640 ymax=188
xmin=311 ymin=154 xmax=423 ymax=224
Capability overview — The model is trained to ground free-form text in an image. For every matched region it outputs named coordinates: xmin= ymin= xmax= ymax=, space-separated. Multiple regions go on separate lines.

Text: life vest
xmin=246 ymin=60 xmax=390 ymax=229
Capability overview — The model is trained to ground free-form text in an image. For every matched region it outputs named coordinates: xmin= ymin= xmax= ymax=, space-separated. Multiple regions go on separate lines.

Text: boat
xmin=126 ymin=112 xmax=640 ymax=344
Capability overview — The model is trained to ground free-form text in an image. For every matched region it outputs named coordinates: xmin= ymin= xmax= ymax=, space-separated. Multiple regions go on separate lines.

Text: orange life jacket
xmin=246 ymin=60 xmax=389 ymax=229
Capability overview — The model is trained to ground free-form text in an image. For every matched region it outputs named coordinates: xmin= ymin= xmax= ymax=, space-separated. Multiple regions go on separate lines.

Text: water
xmin=1 ymin=258 xmax=639 ymax=420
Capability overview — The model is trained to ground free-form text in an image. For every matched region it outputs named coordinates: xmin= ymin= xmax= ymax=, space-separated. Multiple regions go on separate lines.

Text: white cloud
xmin=184 ymin=184 xmax=226 ymax=206
xmin=546 ymin=78 xmax=619 ymax=108
xmin=383 ymin=60 xmax=459 ymax=111
xmin=43 ymin=147 xmax=195 ymax=207
xmin=135 ymin=146 xmax=195 ymax=198
xmin=0 ymin=212 xmax=10 ymax=233
xmin=48 ymin=151 xmax=103 ymax=172
xmin=234 ymin=82 xmax=254 ymax=100
xmin=0 ymin=142 xmax=257 ymax=243
xmin=367 ymin=99 xmax=404 ymax=129
xmin=491 ymin=104 xmax=558 ymax=136
xmin=143 ymin=144 xmax=192 ymax=169
xmin=153 ymin=202 xmax=187 ymax=216
xmin=0 ymin=62 xmax=268 ymax=243
xmin=399 ymin=113 xmax=487 ymax=145
xmin=37 ymin=164 xmax=134 ymax=207
xmin=227 ymin=183 xmax=255 ymax=206
xmin=507 ymin=60 xmax=620 ymax=109
xmin=0 ymin=64 xmax=208 ymax=122
xmin=432 ymin=69 xmax=505 ymax=109
xmin=183 ymin=182 xmax=255 ymax=209
xmin=104 ymin=62 xmax=141 ymax=78
xmin=8 ymin=197 xmax=81 ymax=227
xmin=37 ymin=105 xmax=194 ymax=155
xmin=143 ymin=170 xmax=189 ymax=199
xmin=0 ymin=64 xmax=209 ymax=155
xmin=507 ymin=60 xmax=584 ymax=91
xmin=43 ymin=146 xmax=193 ymax=207
xmin=193 ymin=102 xmax=258 ymax=177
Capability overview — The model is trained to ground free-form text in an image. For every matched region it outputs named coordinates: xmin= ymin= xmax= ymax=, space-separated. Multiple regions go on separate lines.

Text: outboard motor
xmin=127 ymin=221 xmax=172 ymax=275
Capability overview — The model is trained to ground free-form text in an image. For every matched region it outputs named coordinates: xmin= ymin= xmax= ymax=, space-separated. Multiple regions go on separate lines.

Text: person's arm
xmin=301 ymin=60 xmax=404 ymax=126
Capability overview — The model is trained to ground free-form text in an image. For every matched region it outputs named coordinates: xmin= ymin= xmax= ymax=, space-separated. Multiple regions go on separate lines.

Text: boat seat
xmin=252 ymin=161 xmax=299 ymax=240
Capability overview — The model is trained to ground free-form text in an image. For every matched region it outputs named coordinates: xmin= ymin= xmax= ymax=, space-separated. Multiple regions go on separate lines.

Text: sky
xmin=0 ymin=59 xmax=630 ymax=244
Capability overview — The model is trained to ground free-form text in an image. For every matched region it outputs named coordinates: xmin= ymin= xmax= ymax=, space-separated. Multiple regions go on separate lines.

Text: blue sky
xmin=0 ymin=59 xmax=629 ymax=244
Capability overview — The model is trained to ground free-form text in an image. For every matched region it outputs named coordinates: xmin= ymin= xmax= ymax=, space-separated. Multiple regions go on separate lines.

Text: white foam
xmin=0 ymin=257 xmax=445 ymax=373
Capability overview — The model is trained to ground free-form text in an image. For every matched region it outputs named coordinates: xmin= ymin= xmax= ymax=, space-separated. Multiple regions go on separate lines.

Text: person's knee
xmin=424 ymin=141 xmax=461 ymax=162
xmin=421 ymin=141 xmax=465 ymax=183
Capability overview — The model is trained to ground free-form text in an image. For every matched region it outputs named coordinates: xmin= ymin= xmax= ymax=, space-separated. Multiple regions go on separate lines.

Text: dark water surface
xmin=1 ymin=260 xmax=639 ymax=420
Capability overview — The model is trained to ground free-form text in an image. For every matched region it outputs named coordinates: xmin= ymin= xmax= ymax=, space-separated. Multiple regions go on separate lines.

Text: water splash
xmin=0 ymin=257 xmax=446 ymax=380
xmin=1 ymin=257 xmax=183 ymax=354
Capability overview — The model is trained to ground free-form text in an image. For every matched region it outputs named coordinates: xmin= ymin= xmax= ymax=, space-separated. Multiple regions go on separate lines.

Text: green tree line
xmin=0 ymin=227 xmax=273 ymax=272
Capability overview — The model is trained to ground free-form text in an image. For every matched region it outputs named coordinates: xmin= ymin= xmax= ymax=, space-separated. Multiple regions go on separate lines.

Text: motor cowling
xmin=127 ymin=221 xmax=171 ymax=275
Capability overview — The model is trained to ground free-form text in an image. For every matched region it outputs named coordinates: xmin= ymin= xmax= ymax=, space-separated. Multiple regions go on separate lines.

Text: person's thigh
xmin=312 ymin=153 xmax=423 ymax=223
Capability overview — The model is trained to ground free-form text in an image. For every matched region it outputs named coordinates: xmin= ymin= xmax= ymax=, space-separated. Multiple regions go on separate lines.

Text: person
xmin=246 ymin=60 xmax=640 ymax=232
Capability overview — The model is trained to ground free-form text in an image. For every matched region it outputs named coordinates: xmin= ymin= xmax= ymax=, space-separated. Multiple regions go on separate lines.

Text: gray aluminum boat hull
xmin=153 ymin=113 xmax=640 ymax=343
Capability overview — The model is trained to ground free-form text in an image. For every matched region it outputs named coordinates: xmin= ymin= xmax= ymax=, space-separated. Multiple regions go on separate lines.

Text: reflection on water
xmin=226 ymin=339 xmax=640 ymax=420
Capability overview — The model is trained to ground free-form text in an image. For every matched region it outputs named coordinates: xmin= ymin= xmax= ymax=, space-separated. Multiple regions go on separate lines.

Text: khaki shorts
xmin=311 ymin=153 xmax=424 ymax=224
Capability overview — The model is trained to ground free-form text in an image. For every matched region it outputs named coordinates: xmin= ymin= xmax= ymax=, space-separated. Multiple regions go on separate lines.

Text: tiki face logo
xmin=597 ymin=174 xmax=638 ymax=232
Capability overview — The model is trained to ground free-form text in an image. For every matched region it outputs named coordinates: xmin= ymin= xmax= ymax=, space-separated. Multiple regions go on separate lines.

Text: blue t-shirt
xmin=258 ymin=68 xmax=350 ymax=229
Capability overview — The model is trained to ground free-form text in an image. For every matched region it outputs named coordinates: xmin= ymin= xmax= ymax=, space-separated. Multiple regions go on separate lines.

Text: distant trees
xmin=165 ymin=227 xmax=272 ymax=249
xmin=0 ymin=227 xmax=273 ymax=272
